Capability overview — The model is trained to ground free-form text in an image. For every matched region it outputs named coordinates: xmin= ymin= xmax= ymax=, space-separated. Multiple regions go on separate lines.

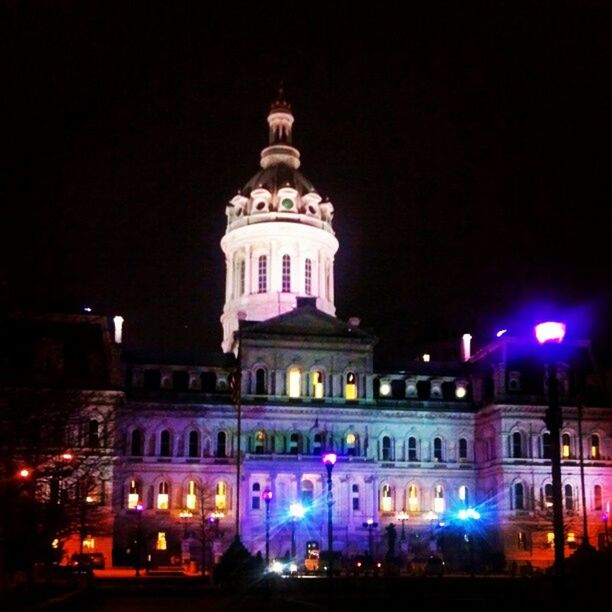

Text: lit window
xmin=258 ymin=255 xmax=267 ymax=293
xmin=215 ymin=482 xmax=227 ymax=511
xmin=408 ymin=485 xmax=419 ymax=512
xmin=312 ymin=370 xmax=324 ymax=398
xmin=514 ymin=483 xmax=524 ymax=510
xmin=459 ymin=485 xmax=468 ymax=504
xmin=156 ymin=532 xmax=167 ymax=551
xmin=433 ymin=485 xmax=445 ymax=514
xmin=547 ymin=532 xmax=554 ymax=548
xmin=252 ymin=482 xmax=261 ymax=510
xmin=82 ymin=536 xmax=95 ymax=550
xmin=593 ymin=485 xmax=602 ymax=510
xmin=282 ymin=255 xmax=291 ymax=292
xmin=305 ymin=259 xmax=312 ymax=295
xmin=157 ymin=481 xmax=169 ymax=510
xmin=346 ymin=433 xmax=357 ymax=456
xmin=288 ymin=368 xmax=301 ymax=398
xmin=591 ymin=434 xmax=600 ymax=459
xmin=345 ymin=372 xmax=358 ymax=400
xmin=562 ymin=434 xmax=571 ymax=458
xmin=381 ymin=484 xmax=393 ymax=512
xmin=352 ymin=484 xmax=360 ymax=511
xmin=186 ymin=480 xmax=197 ymax=511
xmin=567 ymin=532 xmax=577 ymax=549
xmin=254 ymin=430 xmax=265 ymax=454
xmin=128 ymin=480 xmax=140 ymax=509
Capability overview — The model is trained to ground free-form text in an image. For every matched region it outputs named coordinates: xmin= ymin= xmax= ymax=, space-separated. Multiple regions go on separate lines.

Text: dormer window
xmin=281 ymin=198 xmax=294 ymax=210
xmin=345 ymin=371 xmax=358 ymax=400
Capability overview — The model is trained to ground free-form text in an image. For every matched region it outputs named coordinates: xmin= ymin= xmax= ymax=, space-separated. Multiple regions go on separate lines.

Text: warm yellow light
xmin=547 ymin=532 xmax=554 ymax=547
xmin=455 ymin=386 xmax=467 ymax=399
xmin=288 ymin=368 xmax=301 ymax=398
xmin=346 ymin=433 xmax=356 ymax=445
xmin=345 ymin=372 xmax=358 ymax=400
xmin=567 ymin=532 xmax=576 ymax=543
xmin=381 ymin=485 xmax=393 ymax=512
xmin=379 ymin=382 xmax=391 ymax=396
xmin=422 ymin=354 xmax=430 ymax=362
xmin=86 ymin=495 xmax=94 ymax=503
xmin=19 ymin=468 xmax=30 ymax=478
xmin=591 ymin=445 xmax=598 ymax=458
xmin=156 ymin=532 xmax=167 ymax=551
xmin=562 ymin=444 xmax=570 ymax=458
xmin=433 ymin=485 xmax=444 ymax=514
xmin=157 ymin=494 xmax=169 ymax=510
xmin=128 ymin=493 xmax=140 ymax=509
xmin=215 ymin=482 xmax=227 ymax=511
xmin=408 ymin=485 xmax=419 ymax=512
xmin=83 ymin=536 xmax=95 ymax=550
xmin=51 ymin=538 xmax=59 ymax=549
xmin=312 ymin=371 xmax=324 ymax=398
xmin=186 ymin=494 xmax=196 ymax=510
xmin=62 ymin=453 xmax=73 ymax=461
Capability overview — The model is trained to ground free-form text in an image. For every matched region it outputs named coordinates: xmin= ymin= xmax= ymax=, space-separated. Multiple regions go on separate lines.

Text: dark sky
xmin=3 ymin=1 xmax=611 ymax=365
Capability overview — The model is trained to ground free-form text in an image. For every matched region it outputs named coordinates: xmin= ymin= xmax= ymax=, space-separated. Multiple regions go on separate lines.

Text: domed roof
xmin=242 ymin=163 xmax=317 ymax=197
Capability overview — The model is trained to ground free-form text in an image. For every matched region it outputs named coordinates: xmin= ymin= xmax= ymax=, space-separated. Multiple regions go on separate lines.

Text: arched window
xmin=459 ymin=485 xmax=469 ymax=506
xmin=433 ymin=437 xmax=443 ymax=462
xmin=130 ymin=430 xmax=142 ymax=456
xmin=258 ymin=255 xmax=267 ymax=293
xmin=251 ymin=482 xmax=261 ymax=510
xmin=562 ymin=433 xmax=571 ymax=458
xmin=512 ymin=432 xmax=522 ymax=458
xmin=282 ymin=254 xmax=291 ymax=292
xmin=305 ymin=258 xmax=312 ymax=295
xmin=216 ymin=431 xmax=227 ymax=458
xmin=313 ymin=432 xmax=323 ymax=455
xmin=346 ymin=433 xmax=357 ymax=456
xmin=188 ymin=431 xmax=199 ymax=458
xmin=288 ymin=367 xmax=301 ymax=398
xmin=88 ymin=419 xmax=100 ymax=447
xmin=301 ymin=480 xmax=314 ymax=506
xmin=160 ymin=430 xmax=171 ymax=457
xmin=311 ymin=370 xmax=324 ymax=399
xmin=514 ymin=483 xmax=524 ymax=510
xmin=433 ymin=485 xmax=445 ymax=514
xmin=565 ymin=484 xmax=574 ymax=511
xmin=594 ymin=484 xmax=603 ymax=510
xmin=381 ymin=436 xmax=392 ymax=461
xmin=289 ymin=433 xmax=301 ymax=455
xmin=544 ymin=484 xmax=554 ymax=509
xmin=542 ymin=432 xmax=552 ymax=459
xmin=408 ymin=484 xmax=419 ymax=512
xmin=127 ymin=479 xmax=141 ymax=509
xmin=255 ymin=368 xmax=266 ymax=395
xmin=345 ymin=372 xmax=358 ymax=400
xmin=254 ymin=430 xmax=265 ymax=455
xmin=186 ymin=480 xmax=197 ymax=510
xmin=215 ymin=481 xmax=228 ymax=511
xmin=352 ymin=484 xmax=360 ymax=511
xmin=380 ymin=484 xmax=394 ymax=512
xmin=458 ymin=438 xmax=468 ymax=461
xmin=591 ymin=434 xmax=600 ymax=459
xmin=157 ymin=481 xmax=169 ymax=510
xmin=408 ymin=437 xmax=418 ymax=461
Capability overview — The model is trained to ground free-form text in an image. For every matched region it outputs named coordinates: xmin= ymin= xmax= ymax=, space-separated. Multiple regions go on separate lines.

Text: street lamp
xmin=397 ymin=510 xmax=409 ymax=542
xmin=362 ymin=518 xmax=379 ymax=558
xmin=289 ymin=502 xmax=306 ymax=559
xmin=135 ymin=502 xmax=144 ymax=577
xmin=457 ymin=507 xmax=480 ymax=576
xmin=535 ymin=320 xmax=566 ymax=576
xmin=322 ymin=452 xmax=337 ymax=578
xmin=263 ymin=488 xmax=272 ymax=566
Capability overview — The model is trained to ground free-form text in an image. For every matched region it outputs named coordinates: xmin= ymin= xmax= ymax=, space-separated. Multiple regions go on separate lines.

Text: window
xmin=160 ymin=430 xmax=171 ymax=457
xmin=186 ymin=480 xmax=197 ymax=511
xmin=345 ymin=372 xmax=358 ymax=400
xmin=564 ymin=484 xmax=574 ymax=511
xmin=82 ymin=536 xmax=95 ymax=550
xmin=258 ymin=255 xmax=267 ymax=293
xmin=289 ymin=433 xmax=300 ymax=455
xmin=591 ymin=434 xmax=600 ymax=459
xmin=252 ymin=482 xmax=261 ymax=510
xmin=88 ymin=419 xmax=100 ymax=447
xmin=301 ymin=480 xmax=314 ymax=506
xmin=459 ymin=485 xmax=469 ymax=505
xmin=381 ymin=436 xmax=392 ymax=461
xmin=157 ymin=481 xmax=169 ymax=510
xmin=547 ymin=532 xmax=555 ymax=548
xmin=128 ymin=480 xmax=140 ymax=509
xmin=188 ymin=431 xmax=199 ymax=458
xmin=215 ymin=482 xmax=227 ymax=511
xmin=288 ymin=368 xmax=301 ymax=398
xmin=514 ymin=483 xmax=524 ymax=510
xmin=130 ymin=430 xmax=142 ymax=456
xmin=562 ymin=433 xmax=571 ymax=458
xmin=346 ymin=433 xmax=357 ymax=456
xmin=433 ymin=437 xmax=443 ymax=462
xmin=352 ymin=484 xmax=360 ymax=511
xmin=408 ymin=437 xmax=418 ymax=461
xmin=458 ymin=438 xmax=468 ymax=461
xmin=173 ymin=370 xmax=189 ymax=391
xmin=517 ymin=531 xmax=529 ymax=550
xmin=144 ymin=369 xmax=161 ymax=390
xmin=238 ymin=259 xmax=245 ymax=296
xmin=282 ymin=254 xmax=291 ymax=292
xmin=380 ymin=484 xmax=393 ymax=512
xmin=305 ymin=259 xmax=312 ymax=295
xmin=200 ymin=371 xmax=217 ymax=392
xmin=216 ymin=431 xmax=227 ymax=458
xmin=312 ymin=370 xmax=324 ymax=399
xmin=433 ymin=485 xmax=445 ymax=514
xmin=594 ymin=484 xmax=603 ymax=510
xmin=156 ymin=532 xmax=167 ymax=551
xmin=567 ymin=532 xmax=577 ymax=549
xmin=408 ymin=484 xmax=419 ymax=512
xmin=255 ymin=368 xmax=266 ymax=395
xmin=544 ymin=484 xmax=553 ymax=509
xmin=254 ymin=431 xmax=265 ymax=454
xmin=512 ymin=432 xmax=522 ymax=458
xmin=313 ymin=433 xmax=323 ymax=455
xmin=542 ymin=432 xmax=552 ymax=459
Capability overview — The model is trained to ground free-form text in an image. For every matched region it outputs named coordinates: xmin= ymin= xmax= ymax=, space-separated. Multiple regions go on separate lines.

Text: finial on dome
xmin=271 ymin=81 xmax=291 ymax=113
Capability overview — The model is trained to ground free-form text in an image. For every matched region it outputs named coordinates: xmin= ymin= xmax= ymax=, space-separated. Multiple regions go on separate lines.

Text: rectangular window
xmin=156 ymin=532 xmax=167 ymax=551
xmin=567 ymin=532 xmax=577 ymax=549
xmin=282 ymin=255 xmax=291 ymax=293
xmin=433 ymin=485 xmax=445 ymax=514
xmin=128 ymin=480 xmax=139 ymax=509
xmin=547 ymin=532 xmax=554 ymax=548
xmin=312 ymin=371 xmax=324 ymax=399
xmin=288 ymin=369 xmax=301 ymax=398
xmin=186 ymin=481 xmax=197 ymax=511
xmin=82 ymin=536 xmax=95 ymax=550
xmin=258 ymin=256 xmax=267 ymax=293
xmin=408 ymin=485 xmax=419 ymax=512
xmin=305 ymin=259 xmax=312 ymax=295
xmin=215 ymin=482 xmax=227 ymax=511
xmin=517 ymin=531 xmax=529 ymax=550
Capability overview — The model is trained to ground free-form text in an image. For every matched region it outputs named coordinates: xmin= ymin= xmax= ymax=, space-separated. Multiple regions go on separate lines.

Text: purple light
xmin=322 ymin=452 xmax=337 ymax=466
xmin=534 ymin=321 xmax=566 ymax=344
xmin=496 ymin=329 xmax=507 ymax=338
xmin=262 ymin=488 xmax=273 ymax=501
xmin=135 ymin=503 xmax=143 ymax=512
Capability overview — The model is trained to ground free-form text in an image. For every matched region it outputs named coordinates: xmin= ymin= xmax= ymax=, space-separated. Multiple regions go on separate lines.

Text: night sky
xmin=3 ymin=2 xmax=611 ymax=366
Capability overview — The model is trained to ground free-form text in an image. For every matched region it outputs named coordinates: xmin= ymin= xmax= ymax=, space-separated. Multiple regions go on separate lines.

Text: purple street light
xmin=322 ymin=452 xmax=337 ymax=467
xmin=322 ymin=452 xmax=337 ymax=578
xmin=263 ymin=488 xmax=272 ymax=566
xmin=262 ymin=488 xmax=273 ymax=502
xmin=534 ymin=321 xmax=566 ymax=344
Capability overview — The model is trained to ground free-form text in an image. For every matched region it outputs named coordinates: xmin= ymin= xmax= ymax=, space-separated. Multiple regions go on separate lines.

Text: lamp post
xmin=535 ymin=321 xmax=566 ymax=577
xmin=263 ymin=488 xmax=272 ymax=566
xmin=209 ymin=511 xmax=224 ymax=539
xmin=322 ymin=452 xmax=337 ymax=578
xmin=576 ymin=402 xmax=591 ymax=549
xmin=458 ymin=508 xmax=480 ymax=576
xmin=289 ymin=502 xmax=306 ymax=559
xmin=397 ymin=510 xmax=409 ymax=542
xmin=362 ymin=518 xmax=379 ymax=558
xmin=135 ymin=502 xmax=143 ymax=577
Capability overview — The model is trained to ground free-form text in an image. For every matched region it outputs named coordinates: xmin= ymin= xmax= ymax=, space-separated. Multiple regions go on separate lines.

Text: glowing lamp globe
xmin=322 ymin=452 xmax=337 ymax=466
xmin=135 ymin=503 xmax=143 ymax=512
xmin=19 ymin=468 xmax=30 ymax=478
xmin=534 ymin=321 xmax=566 ymax=344
xmin=262 ymin=488 xmax=273 ymax=502
xmin=289 ymin=503 xmax=306 ymax=520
